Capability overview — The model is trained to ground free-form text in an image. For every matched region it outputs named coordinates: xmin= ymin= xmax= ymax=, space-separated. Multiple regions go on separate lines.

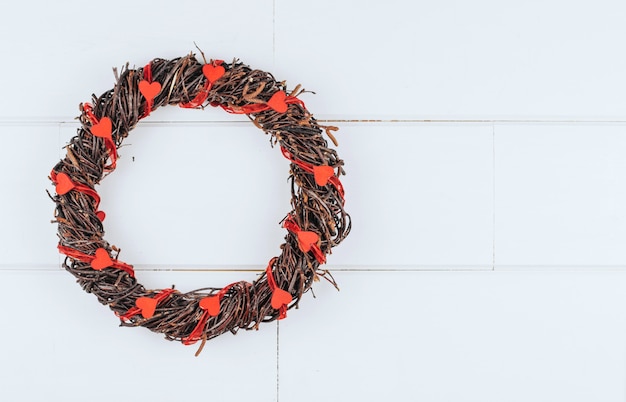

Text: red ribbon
xmin=265 ymin=257 xmax=292 ymax=320
xmin=83 ymin=102 xmax=98 ymax=125
xmin=141 ymin=62 xmax=155 ymax=118
xmin=280 ymin=147 xmax=345 ymax=202
xmin=283 ymin=215 xmax=326 ymax=264
xmin=181 ymin=282 xmax=238 ymax=345
xmin=82 ymin=103 xmax=118 ymax=171
xmin=179 ymin=81 xmax=212 ymax=109
xmin=144 ymin=61 xmax=153 ymax=82
xmin=57 ymin=244 xmax=135 ymax=277
xmin=217 ymin=96 xmax=304 ymax=115
xmin=117 ymin=288 xmax=176 ymax=321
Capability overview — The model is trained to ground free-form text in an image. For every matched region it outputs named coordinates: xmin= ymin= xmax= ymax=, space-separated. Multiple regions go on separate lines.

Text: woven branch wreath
xmin=49 ymin=52 xmax=350 ymax=352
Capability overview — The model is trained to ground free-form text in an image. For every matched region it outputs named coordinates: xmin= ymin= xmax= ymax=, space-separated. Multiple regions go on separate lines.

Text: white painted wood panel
xmin=330 ymin=123 xmax=493 ymax=268
xmin=280 ymin=271 xmax=626 ymax=402
xmin=274 ymin=0 xmax=626 ymax=120
xmin=0 ymin=270 xmax=278 ymax=402
xmin=2 ymin=0 xmax=626 ymax=401
xmin=495 ymin=123 xmax=626 ymax=268
xmin=0 ymin=0 xmax=274 ymax=121
xmin=0 ymin=125 xmax=60 ymax=267
xmin=3 ymin=0 xmax=625 ymax=121
xmin=69 ymin=122 xmax=291 ymax=268
xmin=50 ymin=122 xmax=493 ymax=270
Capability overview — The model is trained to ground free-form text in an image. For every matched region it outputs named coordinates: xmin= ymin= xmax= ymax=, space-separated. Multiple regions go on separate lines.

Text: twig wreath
xmin=49 ymin=51 xmax=350 ymax=354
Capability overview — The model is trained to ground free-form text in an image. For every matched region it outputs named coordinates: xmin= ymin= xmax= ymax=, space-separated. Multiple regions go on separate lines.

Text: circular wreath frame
xmin=49 ymin=52 xmax=350 ymax=352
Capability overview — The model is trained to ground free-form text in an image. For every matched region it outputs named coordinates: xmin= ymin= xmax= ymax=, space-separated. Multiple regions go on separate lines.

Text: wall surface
xmin=2 ymin=1 xmax=626 ymax=401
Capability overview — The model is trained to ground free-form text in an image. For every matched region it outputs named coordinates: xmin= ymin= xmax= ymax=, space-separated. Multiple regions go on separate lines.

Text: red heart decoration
xmin=313 ymin=165 xmax=335 ymax=186
xmin=96 ymin=211 xmax=106 ymax=222
xmin=91 ymin=248 xmax=113 ymax=270
xmin=136 ymin=297 xmax=158 ymax=319
xmin=91 ymin=117 xmax=112 ymax=140
xmin=297 ymin=231 xmax=319 ymax=253
xmin=138 ymin=80 xmax=161 ymax=101
xmin=271 ymin=288 xmax=293 ymax=310
xmin=202 ymin=64 xmax=225 ymax=83
xmin=267 ymin=91 xmax=288 ymax=113
xmin=55 ymin=172 xmax=75 ymax=195
xmin=199 ymin=296 xmax=221 ymax=317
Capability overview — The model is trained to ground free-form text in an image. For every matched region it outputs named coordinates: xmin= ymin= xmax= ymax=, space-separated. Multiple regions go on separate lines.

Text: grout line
xmin=58 ymin=122 xmax=63 ymax=270
xmin=6 ymin=118 xmax=626 ymax=126
xmin=276 ymin=320 xmax=280 ymax=402
xmin=272 ymin=0 xmax=276 ymax=69
xmin=0 ymin=263 xmax=494 ymax=271
xmin=492 ymin=123 xmax=496 ymax=271
xmin=7 ymin=265 xmax=626 ymax=272
xmin=322 ymin=119 xmax=626 ymax=124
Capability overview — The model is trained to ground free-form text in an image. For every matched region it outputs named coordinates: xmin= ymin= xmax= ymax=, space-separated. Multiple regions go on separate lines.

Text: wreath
xmin=49 ymin=51 xmax=350 ymax=354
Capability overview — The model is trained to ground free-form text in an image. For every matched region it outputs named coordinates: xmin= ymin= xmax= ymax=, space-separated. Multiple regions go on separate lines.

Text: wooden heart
xmin=313 ymin=165 xmax=335 ymax=186
xmin=202 ymin=64 xmax=225 ymax=83
xmin=55 ymin=172 xmax=75 ymax=195
xmin=267 ymin=91 xmax=288 ymax=113
xmin=297 ymin=231 xmax=319 ymax=253
xmin=136 ymin=297 xmax=158 ymax=319
xmin=199 ymin=296 xmax=221 ymax=317
xmin=271 ymin=288 xmax=292 ymax=310
xmin=96 ymin=211 xmax=106 ymax=222
xmin=91 ymin=248 xmax=113 ymax=270
xmin=91 ymin=117 xmax=112 ymax=140
xmin=138 ymin=80 xmax=161 ymax=101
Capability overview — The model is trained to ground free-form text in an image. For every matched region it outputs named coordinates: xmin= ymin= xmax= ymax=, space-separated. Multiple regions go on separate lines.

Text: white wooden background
xmin=2 ymin=0 xmax=626 ymax=401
